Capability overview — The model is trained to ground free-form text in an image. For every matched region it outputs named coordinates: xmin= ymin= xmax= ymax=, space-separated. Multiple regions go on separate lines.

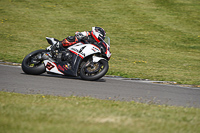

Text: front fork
xmin=84 ymin=56 xmax=106 ymax=73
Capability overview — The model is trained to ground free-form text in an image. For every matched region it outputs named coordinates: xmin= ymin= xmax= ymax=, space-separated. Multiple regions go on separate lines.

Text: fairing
xmin=44 ymin=37 xmax=111 ymax=76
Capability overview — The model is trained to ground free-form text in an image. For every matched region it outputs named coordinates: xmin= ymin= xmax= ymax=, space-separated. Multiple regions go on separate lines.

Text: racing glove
xmin=75 ymin=31 xmax=88 ymax=40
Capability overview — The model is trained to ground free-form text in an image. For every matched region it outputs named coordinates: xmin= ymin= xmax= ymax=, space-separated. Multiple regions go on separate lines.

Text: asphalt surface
xmin=0 ymin=64 xmax=200 ymax=108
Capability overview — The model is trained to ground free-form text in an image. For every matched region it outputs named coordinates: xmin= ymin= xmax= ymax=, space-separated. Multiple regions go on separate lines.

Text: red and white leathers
xmin=61 ymin=31 xmax=95 ymax=47
xmin=61 ymin=27 xmax=106 ymax=47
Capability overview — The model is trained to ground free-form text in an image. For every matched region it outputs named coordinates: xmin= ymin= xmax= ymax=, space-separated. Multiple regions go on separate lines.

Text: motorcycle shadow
xmin=21 ymin=72 xmax=106 ymax=82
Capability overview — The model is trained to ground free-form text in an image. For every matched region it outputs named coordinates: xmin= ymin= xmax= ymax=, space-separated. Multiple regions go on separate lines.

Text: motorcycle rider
xmin=48 ymin=27 xmax=106 ymax=50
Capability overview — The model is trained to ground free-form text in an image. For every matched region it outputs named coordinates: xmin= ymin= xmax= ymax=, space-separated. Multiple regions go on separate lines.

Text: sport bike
xmin=22 ymin=37 xmax=111 ymax=80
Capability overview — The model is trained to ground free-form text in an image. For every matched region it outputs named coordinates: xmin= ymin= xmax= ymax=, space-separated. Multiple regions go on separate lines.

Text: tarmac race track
xmin=0 ymin=64 xmax=200 ymax=108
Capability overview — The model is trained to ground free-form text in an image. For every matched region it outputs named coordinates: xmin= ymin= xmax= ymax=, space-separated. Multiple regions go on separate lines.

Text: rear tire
xmin=80 ymin=59 xmax=109 ymax=81
xmin=22 ymin=50 xmax=46 ymax=75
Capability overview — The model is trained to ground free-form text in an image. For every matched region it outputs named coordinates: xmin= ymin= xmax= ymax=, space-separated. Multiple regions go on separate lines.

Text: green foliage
xmin=1 ymin=91 xmax=200 ymax=133
xmin=0 ymin=0 xmax=199 ymax=84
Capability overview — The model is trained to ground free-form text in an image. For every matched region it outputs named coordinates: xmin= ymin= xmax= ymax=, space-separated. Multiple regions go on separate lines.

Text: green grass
xmin=0 ymin=91 xmax=200 ymax=133
xmin=0 ymin=0 xmax=200 ymax=84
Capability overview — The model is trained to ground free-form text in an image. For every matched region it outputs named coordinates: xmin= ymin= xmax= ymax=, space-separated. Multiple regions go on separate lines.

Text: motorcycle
xmin=21 ymin=36 xmax=111 ymax=81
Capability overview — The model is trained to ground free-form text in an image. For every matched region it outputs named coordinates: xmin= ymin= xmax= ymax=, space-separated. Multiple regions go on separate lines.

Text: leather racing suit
xmin=61 ymin=31 xmax=100 ymax=47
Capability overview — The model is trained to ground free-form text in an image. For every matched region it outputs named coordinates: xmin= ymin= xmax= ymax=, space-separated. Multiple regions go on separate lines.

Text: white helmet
xmin=91 ymin=27 xmax=106 ymax=43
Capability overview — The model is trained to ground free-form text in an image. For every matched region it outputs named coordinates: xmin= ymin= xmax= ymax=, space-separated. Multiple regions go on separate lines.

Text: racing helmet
xmin=91 ymin=27 xmax=106 ymax=43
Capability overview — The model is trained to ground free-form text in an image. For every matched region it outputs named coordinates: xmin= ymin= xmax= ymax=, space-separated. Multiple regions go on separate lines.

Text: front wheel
xmin=22 ymin=49 xmax=46 ymax=75
xmin=80 ymin=59 xmax=109 ymax=81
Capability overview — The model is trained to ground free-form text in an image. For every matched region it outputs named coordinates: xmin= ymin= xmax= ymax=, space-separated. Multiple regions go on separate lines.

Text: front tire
xmin=80 ymin=59 xmax=109 ymax=81
xmin=22 ymin=50 xmax=46 ymax=75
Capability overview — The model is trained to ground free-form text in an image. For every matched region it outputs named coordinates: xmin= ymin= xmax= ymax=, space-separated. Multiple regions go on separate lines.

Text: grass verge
xmin=0 ymin=91 xmax=200 ymax=133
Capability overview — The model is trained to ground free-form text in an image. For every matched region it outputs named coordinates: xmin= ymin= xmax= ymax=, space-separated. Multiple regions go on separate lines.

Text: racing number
xmin=46 ymin=62 xmax=54 ymax=70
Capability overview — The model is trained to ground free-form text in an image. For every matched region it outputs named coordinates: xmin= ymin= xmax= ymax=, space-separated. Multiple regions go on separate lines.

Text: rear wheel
xmin=22 ymin=50 xmax=46 ymax=75
xmin=80 ymin=59 xmax=109 ymax=81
